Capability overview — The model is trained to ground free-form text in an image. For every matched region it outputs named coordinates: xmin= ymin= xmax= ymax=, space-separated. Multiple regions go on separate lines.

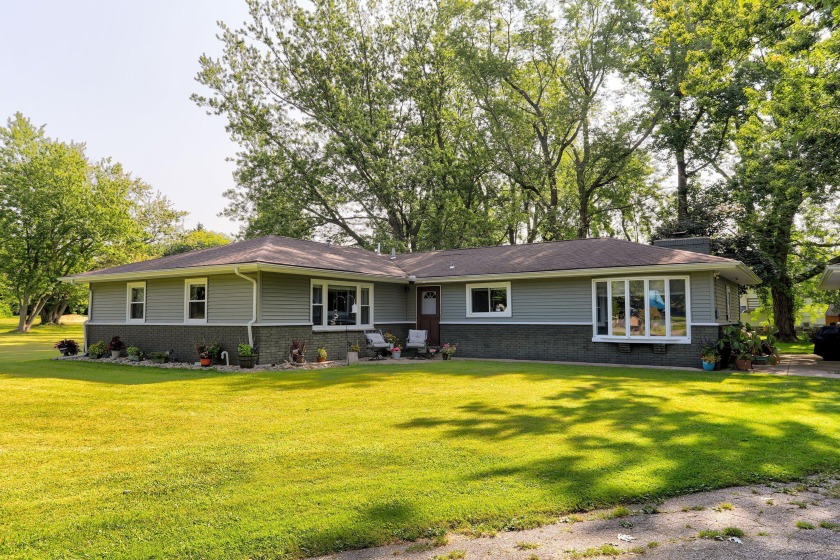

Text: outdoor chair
xmin=405 ymin=329 xmax=428 ymax=359
xmin=364 ymin=330 xmax=391 ymax=360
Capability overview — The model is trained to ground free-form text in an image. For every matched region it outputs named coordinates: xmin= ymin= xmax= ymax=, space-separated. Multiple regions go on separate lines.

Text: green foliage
xmin=161 ymin=224 xmax=231 ymax=256
xmin=87 ymin=341 xmax=107 ymax=357
xmin=796 ymin=521 xmax=815 ymax=530
xmin=237 ymin=343 xmax=253 ymax=357
xmin=126 ymin=347 xmax=141 ymax=357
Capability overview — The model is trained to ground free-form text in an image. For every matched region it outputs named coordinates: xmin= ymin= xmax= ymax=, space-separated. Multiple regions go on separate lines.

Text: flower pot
xmin=735 ymin=358 xmax=752 ymax=371
xmin=110 ymin=350 xmax=122 ymax=359
xmin=347 ymin=351 xmax=359 ymax=364
xmin=90 ymin=353 xmax=102 ymax=360
xmin=701 ymin=360 xmax=716 ymax=371
xmin=58 ymin=349 xmax=70 ymax=356
xmin=151 ymin=357 xmax=166 ymax=364
xmin=317 ymin=357 xmax=327 ymax=363
xmin=442 ymin=353 xmax=450 ymax=361
xmin=391 ymin=350 xmax=401 ymax=359
xmin=239 ymin=355 xmax=255 ymax=369
xmin=200 ymin=357 xmax=212 ymax=367
xmin=128 ymin=354 xmax=140 ymax=362
xmin=294 ymin=355 xmax=304 ymax=364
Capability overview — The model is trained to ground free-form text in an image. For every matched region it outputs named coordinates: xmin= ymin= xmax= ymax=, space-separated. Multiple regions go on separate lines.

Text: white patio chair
xmin=364 ymin=330 xmax=390 ymax=360
xmin=405 ymin=329 xmax=428 ymax=359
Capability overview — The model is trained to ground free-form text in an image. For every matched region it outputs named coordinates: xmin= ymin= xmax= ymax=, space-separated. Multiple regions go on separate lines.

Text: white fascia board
xmin=61 ymin=263 xmax=409 ymax=285
xmin=818 ymin=265 xmax=840 ymax=291
xmin=415 ymin=262 xmax=761 ymax=285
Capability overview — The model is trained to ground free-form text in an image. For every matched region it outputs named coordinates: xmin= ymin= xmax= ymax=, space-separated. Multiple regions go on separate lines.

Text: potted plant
xmin=441 ymin=343 xmax=457 ymax=360
xmin=238 ymin=343 xmax=255 ymax=369
xmin=316 ymin=347 xmax=328 ymax=362
xmin=347 ymin=343 xmax=360 ymax=364
xmin=54 ymin=339 xmax=79 ymax=356
xmin=207 ymin=342 xmax=222 ymax=364
xmin=735 ymin=349 xmax=754 ymax=371
xmin=391 ymin=346 xmax=402 ymax=359
xmin=88 ymin=340 xmax=107 ymax=359
xmin=127 ymin=346 xmax=141 ymax=361
xmin=196 ymin=343 xmax=212 ymax=367
xmin=290 ymin=339 xmax=306 ymax=363
xmin=147 ymin=351 xmax=169 ymax=364
xmin=383 ymin=332 xmax=398 ymax=349
xmin=700 ymin=344 xmax=719 ymax=371
xmin=108 ymin=336 xmax=126 ymax=359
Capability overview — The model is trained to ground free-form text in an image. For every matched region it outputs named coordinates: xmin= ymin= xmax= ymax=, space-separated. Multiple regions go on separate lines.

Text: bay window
xmin=593 ymin=277 xmax=690 ymax=342
xmin=311 ymin=280 xmax=374 ymax=329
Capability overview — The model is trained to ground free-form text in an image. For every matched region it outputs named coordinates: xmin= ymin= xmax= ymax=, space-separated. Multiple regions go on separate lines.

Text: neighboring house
xmin=62 ymin=236 xmax=759 ymax=367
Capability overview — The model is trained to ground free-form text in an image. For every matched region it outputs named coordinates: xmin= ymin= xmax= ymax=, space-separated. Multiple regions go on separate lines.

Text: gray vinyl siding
xmin=439 ymin=277 xmax=592 ymax=323
xmin=714 ymin=277 xmax=739 ymax=324
xmin=207 ymin=274 xmax=255 ymax=323
xmin=90 ymin=282 xmax=125 ymax=322
xmin=689 ymin=271 xmax=714 ymax=323
xmin=374 ymin=282 xmax=410 ymax=323
xmin=407 ymin=285 xmax=417 ymax=321
xmin=145 ymin=278 xmax=184 ymax=323
xmin=260 ymin=272 xmax=310 ymax=323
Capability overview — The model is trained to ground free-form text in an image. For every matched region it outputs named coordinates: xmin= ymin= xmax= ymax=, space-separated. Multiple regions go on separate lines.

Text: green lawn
xmin=774 ymin=335 xmax=815 ymax=355
xmin=2 ymin=318 xmax=840 ymax=559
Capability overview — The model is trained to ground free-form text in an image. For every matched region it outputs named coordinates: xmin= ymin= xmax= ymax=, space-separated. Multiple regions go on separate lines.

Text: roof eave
xmin=61 ymin=262 xmax=410 ymax=284
xmin=818 ymin=265 xmax=840 ymax=291
xmin=413 ymin=261 xmax=761 ymax=284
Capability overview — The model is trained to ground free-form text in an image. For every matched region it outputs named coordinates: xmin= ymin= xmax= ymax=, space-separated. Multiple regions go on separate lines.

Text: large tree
xmin=728 ymin=5 xmax=840 ymax=340
xmin=0 ymin=114 xmax=184 ymax=331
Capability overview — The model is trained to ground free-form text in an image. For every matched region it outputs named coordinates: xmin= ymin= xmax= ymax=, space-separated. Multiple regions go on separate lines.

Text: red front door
xmin=417 ymin=286 xmax=441 ymax=346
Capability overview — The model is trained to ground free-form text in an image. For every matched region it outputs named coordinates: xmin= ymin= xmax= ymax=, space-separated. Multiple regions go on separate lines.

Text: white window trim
xmin=310 ymin=279 xmax=374 ymax=331
xmin=465 ymin=282 xmax=512 ymax=318
xmin=591 ymin=276 xmax=692 ymax=344
xmin=126 ymin=281 xmax=146 ymax=323
xmin=184 ymin=277 xmax=208 ymax=324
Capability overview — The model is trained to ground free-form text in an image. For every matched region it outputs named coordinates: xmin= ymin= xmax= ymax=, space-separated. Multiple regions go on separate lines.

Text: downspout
xmin=234 ymin=267 xmax=258 ymax=347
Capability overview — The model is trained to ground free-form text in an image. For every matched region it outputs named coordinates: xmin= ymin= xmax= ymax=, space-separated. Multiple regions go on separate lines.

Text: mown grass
xmin=774 ymin=335 xmax=814 ymax=355
xmin=2 ymin=318 xmax=840 ymax=559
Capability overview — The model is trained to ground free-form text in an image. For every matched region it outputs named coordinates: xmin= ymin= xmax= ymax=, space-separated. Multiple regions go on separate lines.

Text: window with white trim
xmin=466 ymin=282 xmax=511 ymax=317
xmin=311 ymin=280 xmax=374 ymax=329
xmin=185 ymin=278 xmax=207 ymax=323
xmin=126 ymin=282 xmax=146 ymax=322
xmin=592 ymin=277 xmax=690 ymax=341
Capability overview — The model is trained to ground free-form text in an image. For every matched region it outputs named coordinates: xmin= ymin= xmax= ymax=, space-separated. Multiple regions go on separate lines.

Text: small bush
xmin=796 ymin=521 xmax=815 ymax=530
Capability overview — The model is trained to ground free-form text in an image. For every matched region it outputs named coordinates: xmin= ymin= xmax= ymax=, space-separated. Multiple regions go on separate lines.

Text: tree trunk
xmin=676 ymin=147 xmax=689 ymax=226
xmin=40 ymin=297 xmax=69 ymax=325
xmin=17 ymin=298 xmax=29 ymax=333
xmin=771 ymin=282 xmax=797 ymax=342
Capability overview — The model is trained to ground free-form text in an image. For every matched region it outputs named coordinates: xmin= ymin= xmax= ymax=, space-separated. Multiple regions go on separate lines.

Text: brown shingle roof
xmin=74 ymin=236 xmax=407 ymax=278
xmin=71 ymin=235 xmax=741 ymax=280
xmin=394 ymin=238 xmax=735 ymax=278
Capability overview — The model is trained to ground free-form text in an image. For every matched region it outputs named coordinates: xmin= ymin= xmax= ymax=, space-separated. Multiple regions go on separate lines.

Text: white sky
xmin=0 ymin=0 xmax=249 ymax=234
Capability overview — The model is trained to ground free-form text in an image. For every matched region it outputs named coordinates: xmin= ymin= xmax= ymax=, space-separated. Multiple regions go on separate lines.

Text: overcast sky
xmin=0 ymin=0 xmax=250 ymax=234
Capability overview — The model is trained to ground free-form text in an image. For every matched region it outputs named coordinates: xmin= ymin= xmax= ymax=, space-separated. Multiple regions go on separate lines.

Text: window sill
xmin=592 ymin=336 xmax=691 ymax=345
xmin=313 ymin=325 xmax=375 ymax=332
xmin=465 ymin=312 xmax=512 ymax=319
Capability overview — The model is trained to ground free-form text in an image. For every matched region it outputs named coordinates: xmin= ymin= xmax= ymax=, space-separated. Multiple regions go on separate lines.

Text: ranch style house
xmin=62 ymin=236 xmax=760 ymax=367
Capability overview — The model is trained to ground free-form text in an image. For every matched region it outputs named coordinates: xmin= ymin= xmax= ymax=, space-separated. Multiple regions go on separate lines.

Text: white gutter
xmin=234 ymin=267 xmax=258 ymax=347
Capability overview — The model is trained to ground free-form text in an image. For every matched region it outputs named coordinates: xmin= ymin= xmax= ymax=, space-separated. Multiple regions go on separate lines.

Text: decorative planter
xmin=442 ymin=353 xmax=450 ymax=361
xmin=110 ymin=350 xmax=122 ymax=359
xmin=701 ymin=360 xmax=716 ymax=371
xmin=239 ymin=356 xmax=255 ymax=369
xmin=735 ymin=358 xmax=752 ymax=371
xmin=58 ymin=349 xmax=70 ymax=357
xmin=317 ymin=357 xmax=327 ymax=363
xmin=150 ymin=357 xmax=166 ymax=364
xmin=391 ymin=350 xmax=401 ymax=359
xmin=347 ymin=351 xmax=359 ymax=364
xmin=294 ymin=355 xmax=304 ymax=364
xmin=199 ymin=357 xmax=212 ymax=367
xmin=128 ymin=354 xmax=140 ymax=362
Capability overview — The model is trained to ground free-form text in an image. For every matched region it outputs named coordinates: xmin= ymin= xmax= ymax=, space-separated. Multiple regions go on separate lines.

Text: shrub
xmin=88 ymin=341 xmax=107 ymax=356
xmin=126 ymin=346 xmax=141 ymax=356
xmin=108 ymin=336 xmax=126 ymax=352
xmin=54 ymin=339 xmax=80 ymax=355
xmin=317 ymin=347 xmax=327 ymax=359
xmin=238 ymin=343 xmax=254 ymax=357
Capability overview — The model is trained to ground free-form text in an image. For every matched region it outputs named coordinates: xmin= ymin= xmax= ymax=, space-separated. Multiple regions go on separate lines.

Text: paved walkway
xmin=752 ymin=354 xmax=840 ymax=379
xmin=317 ymin=477 xmax=840 ymax=560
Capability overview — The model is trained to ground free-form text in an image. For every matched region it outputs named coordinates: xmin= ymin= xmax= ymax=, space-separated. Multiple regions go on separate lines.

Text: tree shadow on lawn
xmin=267 ymin=383 xmax=840 ymax=559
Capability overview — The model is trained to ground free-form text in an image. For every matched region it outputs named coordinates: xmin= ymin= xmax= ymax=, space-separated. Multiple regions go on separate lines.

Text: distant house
xmin=62 ymin=236 xmax=759 ymax=367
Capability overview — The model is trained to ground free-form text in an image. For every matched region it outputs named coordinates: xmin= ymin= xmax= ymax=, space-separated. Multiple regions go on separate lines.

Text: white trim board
xmin=439 ymin=321 xmax=593 ymax=326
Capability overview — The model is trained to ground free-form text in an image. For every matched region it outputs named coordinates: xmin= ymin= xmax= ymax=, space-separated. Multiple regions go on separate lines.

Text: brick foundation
xmin=439 ymin=324 xmax=721 ymax=368
xmin=86 ymin=323 xmax=413 ymax=365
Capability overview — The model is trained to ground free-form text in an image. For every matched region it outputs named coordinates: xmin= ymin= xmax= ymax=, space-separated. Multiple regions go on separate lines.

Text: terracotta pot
xmin=200 ymin=357 xmax=212 ymax=367
xmin=317 ymin=356 xmax=326 ymax=363
xmin=735 ymin=358 xmax=752 ymax=371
